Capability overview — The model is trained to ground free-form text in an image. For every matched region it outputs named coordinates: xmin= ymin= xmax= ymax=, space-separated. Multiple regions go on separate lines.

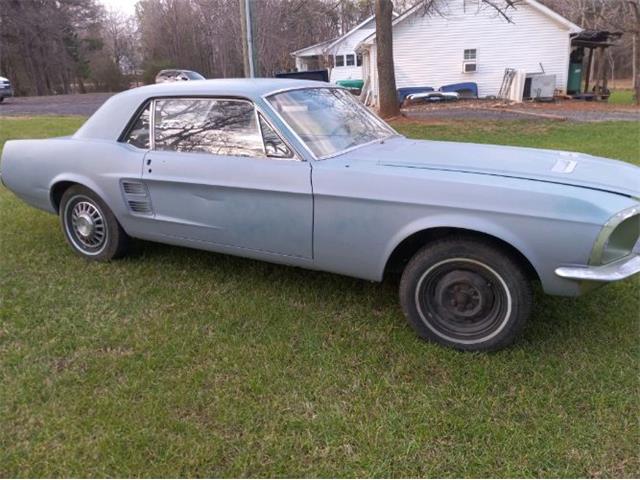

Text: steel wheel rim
xmin=414 ymin=258 xmax=512 ymax=345
xmin=64 ymin=195 xmax=108 ymax=255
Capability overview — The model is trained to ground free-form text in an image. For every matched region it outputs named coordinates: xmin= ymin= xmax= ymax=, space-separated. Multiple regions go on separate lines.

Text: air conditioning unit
xmin=463 ymin=61 xmax=477 ymax=73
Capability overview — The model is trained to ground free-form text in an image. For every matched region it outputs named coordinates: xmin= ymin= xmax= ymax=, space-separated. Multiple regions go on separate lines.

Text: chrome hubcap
xmin=70 ymin=201 xmax=105 ymax=249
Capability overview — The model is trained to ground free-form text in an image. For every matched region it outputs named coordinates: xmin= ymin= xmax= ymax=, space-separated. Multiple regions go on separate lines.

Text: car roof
xmin=132 ymin=77 xmax=329 ymax=97
xmin=73 ymin=78 xmax=333 ymax=141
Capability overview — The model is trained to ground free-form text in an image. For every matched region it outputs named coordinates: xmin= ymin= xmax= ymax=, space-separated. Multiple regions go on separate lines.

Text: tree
xmin=374 ymin=0 xmax=521 ymax=118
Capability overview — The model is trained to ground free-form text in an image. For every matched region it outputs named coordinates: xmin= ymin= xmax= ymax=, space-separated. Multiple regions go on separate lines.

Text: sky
xmin=99 ymin=0 xmax=137 ymax=15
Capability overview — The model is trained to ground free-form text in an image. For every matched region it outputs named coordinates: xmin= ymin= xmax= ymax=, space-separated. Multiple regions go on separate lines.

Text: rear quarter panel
xmin=1 ymin=137 xmax=144 ymax=230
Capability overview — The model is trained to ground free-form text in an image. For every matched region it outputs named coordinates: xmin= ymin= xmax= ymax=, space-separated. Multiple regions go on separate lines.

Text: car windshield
xmin=184 ymin=71 xmax=205 ymax=80
xmin=267 ymin=87 xmax=395 ymax=158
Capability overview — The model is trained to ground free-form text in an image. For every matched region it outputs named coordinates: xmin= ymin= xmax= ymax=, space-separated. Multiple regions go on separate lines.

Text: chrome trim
xmin=150 ymin=99 xmax=156 ymax=151
xmin=256 ymin=111 xmax=297 ymax=161
xmin=254 ymin=104 xmax=266 ymax=156
xmin=262 ymin=85 xmax=399 ymax=161
xmin=255 ymin=104 xmax=302 ymax=161
xmin=589 ymin=205 xmax=640 ymax=265
xmin=556 ymin=254 xmax=640 ymax=282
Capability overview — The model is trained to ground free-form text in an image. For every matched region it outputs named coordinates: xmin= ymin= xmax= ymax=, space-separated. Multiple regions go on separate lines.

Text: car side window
xmin=153 ymin=98 xmax=264 ymax=157
xmin=125 ymin=102 xmax=150 ymax=149
xmin=259 ymin=114 xmax=293 ymax=159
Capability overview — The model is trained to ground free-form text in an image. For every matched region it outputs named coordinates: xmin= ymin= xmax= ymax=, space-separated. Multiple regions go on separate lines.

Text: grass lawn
xmin=1 ymin=116 xmax=638 ymax=477
xmin=608 ymin=90 xmax=638 ymax=106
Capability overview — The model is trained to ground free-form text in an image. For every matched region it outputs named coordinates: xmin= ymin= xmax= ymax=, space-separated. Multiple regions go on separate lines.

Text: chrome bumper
xmin=555 ymin=254 xmax=640 ymax=282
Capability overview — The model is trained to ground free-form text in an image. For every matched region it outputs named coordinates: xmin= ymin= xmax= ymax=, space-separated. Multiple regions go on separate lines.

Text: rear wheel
xmin=399 ymin=237 xmax=532 ymax=351
xmin=59 ymin=185 xmax=129 ymax=261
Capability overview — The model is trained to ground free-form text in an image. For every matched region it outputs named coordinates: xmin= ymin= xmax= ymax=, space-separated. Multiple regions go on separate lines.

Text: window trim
xmin=345 ymin=54 xmax=355 ymax=66
xmin=335 ymin=55 xmax=345 ymax=67
xmin=119 ymin=95 xmax=301 ymax=161
xmin=118 ymin=100 xmax=152 ymax=149
xmin=257 ymin=112 xmax=294 ymax=159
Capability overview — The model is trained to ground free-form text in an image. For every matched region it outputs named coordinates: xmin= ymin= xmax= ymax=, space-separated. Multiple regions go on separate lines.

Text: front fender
xmin=379 ymin=213 xmax=546 ymax=281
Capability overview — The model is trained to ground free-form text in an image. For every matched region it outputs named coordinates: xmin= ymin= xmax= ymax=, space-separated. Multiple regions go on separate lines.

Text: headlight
xmin=590 ymin=206 xmax=640 ymax=265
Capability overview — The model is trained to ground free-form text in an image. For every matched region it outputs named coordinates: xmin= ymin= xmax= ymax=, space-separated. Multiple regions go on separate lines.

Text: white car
xmin=155 ymin=69 xmax=205 ymax=83
xmin=0 ymin=76 xmax=13 ymax=102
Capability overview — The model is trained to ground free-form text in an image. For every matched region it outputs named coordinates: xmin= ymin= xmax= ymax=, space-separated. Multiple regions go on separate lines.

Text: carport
xmin=569 ymin=30 xmax=623 ymax=99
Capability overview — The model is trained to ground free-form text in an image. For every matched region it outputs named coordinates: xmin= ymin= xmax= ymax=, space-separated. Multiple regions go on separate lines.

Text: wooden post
xmin=584 ymin=47 xmax=594 ymax=93
xmin=239 ymin=0 xmax=256 ymax=77
xmin=593 ymin=47 xmax=606 ymax=98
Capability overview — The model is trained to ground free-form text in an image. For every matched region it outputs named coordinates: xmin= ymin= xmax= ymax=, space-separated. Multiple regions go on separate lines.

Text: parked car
xmin=1 ymin=79 xmax=639 ymax=351
xmin=0 ymin=76 xmax=14 ymax=102
xmin=155 ymin=69 xmax=205 ymax=83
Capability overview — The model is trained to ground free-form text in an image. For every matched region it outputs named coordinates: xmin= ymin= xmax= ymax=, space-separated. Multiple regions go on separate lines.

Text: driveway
xmin=403 ymin=99 xmax=640 ymax=122
xmin=0 ymin=93 xmax=114 ymax=116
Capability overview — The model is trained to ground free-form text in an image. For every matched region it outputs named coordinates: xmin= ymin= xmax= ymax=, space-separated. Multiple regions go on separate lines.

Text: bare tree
xmin=374 ymin=0 xmax=522 ymax=117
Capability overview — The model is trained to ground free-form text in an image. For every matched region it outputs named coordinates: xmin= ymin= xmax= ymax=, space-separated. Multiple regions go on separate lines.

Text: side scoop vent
xmin=120 ymin=180 xmax=153 ymax=216
xmin=123 ymin=181 xmax=147 ymax=195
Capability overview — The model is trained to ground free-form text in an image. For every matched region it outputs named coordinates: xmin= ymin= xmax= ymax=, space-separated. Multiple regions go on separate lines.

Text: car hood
xmin=0 ymin=76 xmax=8 ymax=82
xmin=348 ymin=137 xmax=640 ymax=198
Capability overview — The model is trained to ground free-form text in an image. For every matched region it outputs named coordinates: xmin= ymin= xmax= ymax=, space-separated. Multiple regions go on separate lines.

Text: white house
xmin=291 ymin=16 xmax=377 ymax=83
xmin=356 ymin=0 xmax=582 ymax=105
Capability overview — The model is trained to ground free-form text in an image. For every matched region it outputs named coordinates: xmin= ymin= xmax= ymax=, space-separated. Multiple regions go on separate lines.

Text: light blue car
xmin=1 ymin=79 xmax=639 ymax=351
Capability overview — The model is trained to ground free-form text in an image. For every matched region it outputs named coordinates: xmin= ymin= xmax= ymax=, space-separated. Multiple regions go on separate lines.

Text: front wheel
xmin=399 ymin=237 xmax=533 ymax=351
xmin=59 ymin=185 xmax=129 ymax=261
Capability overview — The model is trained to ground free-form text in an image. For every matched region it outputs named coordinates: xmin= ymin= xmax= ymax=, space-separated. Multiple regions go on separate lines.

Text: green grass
xmin=608 ymin=90 xmax=638 ymax=106
xmin=1 ymin=116 xmax=639 ymax=477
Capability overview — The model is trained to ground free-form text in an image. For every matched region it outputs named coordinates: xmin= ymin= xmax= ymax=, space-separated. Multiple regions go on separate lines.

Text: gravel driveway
xmin=403 ymin=100 xmax=640 ymax=123
xmin=1 ymin=92 xmax=638 ymax=122
xmin=0 ymin=93 xmax=115 ymax=116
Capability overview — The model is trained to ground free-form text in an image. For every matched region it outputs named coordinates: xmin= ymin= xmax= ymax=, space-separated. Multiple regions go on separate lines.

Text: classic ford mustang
xmin=1 ymin=79 xmax=639 ymax=351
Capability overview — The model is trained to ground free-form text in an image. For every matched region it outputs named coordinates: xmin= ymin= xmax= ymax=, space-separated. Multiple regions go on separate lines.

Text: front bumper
xmin=0 ymin=87 xmax=13 ymax=98
xmin=555 ymin=254 xmax=640 ymax=282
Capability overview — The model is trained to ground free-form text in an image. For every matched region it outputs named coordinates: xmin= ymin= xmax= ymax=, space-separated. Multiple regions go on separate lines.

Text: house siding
xmin=327 ymin=25 xmax=375 ymax=82
xmin=373 ymin=0 xmax=572 ymax=98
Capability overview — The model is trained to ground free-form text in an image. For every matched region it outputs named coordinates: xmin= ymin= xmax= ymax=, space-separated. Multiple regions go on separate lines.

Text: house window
xmin=346 ymin=54 xmax=355 ymax=66
xmin=464 ymin=49 xmax=477 ymax=61
xmin=463 ymin=49 xmax=477 ymax=73
xmin=335 ymin=55 xmax=344 ymax=67
xmin=356 ymin=53 xmax=363 ymax=66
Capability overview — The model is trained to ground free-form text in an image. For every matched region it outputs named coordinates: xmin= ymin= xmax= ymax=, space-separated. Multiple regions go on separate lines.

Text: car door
xmin=141 ymin=96 xmax=313 ymax=259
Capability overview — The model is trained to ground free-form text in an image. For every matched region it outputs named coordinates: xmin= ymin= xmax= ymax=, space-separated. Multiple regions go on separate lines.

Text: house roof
xmin=322 ymin=15 xmax=376 ymax=53
xmin=356 ymin=0 xmax=582 ymax=50
xmin=292 ymin=13 xmax=395 ymax=57
xmin=290 ymin=39 xmax=333 ymax=57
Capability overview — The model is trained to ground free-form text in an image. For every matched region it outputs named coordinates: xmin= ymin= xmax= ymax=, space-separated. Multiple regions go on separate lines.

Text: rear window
xmin=124 ymin=102 xmax=150 ymax=149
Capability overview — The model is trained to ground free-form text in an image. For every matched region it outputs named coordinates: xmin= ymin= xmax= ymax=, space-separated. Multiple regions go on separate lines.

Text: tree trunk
xmin=375 ymin=0 xmax=399 ymax=118
xmin=633 ymin=33 xmax=640 ymax=105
